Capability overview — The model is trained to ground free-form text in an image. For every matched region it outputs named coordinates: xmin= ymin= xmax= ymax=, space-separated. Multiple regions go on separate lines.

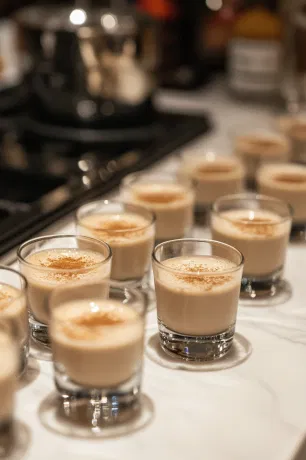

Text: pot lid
xmin=15 ymin=5 xmax=138 ymax=35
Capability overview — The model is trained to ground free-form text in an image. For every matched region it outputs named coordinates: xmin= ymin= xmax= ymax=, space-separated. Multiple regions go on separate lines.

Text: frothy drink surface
xmin=0 ymin=284 xmax=20 ymax=308
xmin=126 ymin=183 xmax=194 ymax=240
xmin=52 ymin=299 xmax=143 ymax=387
xmin=235 ymin=134 xmax=290 ymax=179
xmin=78 ymin=213 xmax=154 ymax=281
xmin=0 ymin=332 xmax=18 ymax=423
xmin=212 ymin=209 xmax=290 ymax=277
xmin=179 ymin=158 xmax=244 ymax=206
xmin=257 ymin=164 xmax=306 ymax=223
xmin=23 ymin=249 xmax=110 ymax=325
xmin=154 ymin=255 xmax=241 ymax=336
xmin=79 ymin=213 xmax=151 ymax=244
xmin=131 ymin=184 xmax=188 ymax=207
xmin=0 ymin=284 xmax=28 ymax=347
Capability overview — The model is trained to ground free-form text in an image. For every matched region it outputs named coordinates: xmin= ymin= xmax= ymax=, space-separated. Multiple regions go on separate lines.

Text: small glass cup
xmin=0 ymin=322 xmax=19 ymax=456
xmin=257 ymin=163 xmax=306 ymax=242
xmin=17 ymin=235 xmax=112 ymax=351
xmin=211 ymin=194 xmax=292 ymax=304
xmin=276 ymin=111 xmax=306 ymax=163
xmin=0 ymin=266 xmax=29 ymax=375
xmin=230 ymin=123 xmax=291 ymax=188
xmin=121 ymin=172 xmax=194 ymax=243
xmin=177 ymin=150 xmax=245 ymax=224
xmin=152 ymin=239 xmax=244 ymax=361
xmin=49 ymin=282 xmax=146 ymax=436
xmin=76 ymin=200 xmax=155 ymax=287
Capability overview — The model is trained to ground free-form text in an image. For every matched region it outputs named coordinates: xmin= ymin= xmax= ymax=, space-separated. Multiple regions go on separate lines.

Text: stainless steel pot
xmin=15 ymin=4 xmax=158 ymax=126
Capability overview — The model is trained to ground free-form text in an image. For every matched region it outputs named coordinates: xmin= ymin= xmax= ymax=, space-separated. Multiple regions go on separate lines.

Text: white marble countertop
xmin=8 ymin=81 xmax=306 ymax=460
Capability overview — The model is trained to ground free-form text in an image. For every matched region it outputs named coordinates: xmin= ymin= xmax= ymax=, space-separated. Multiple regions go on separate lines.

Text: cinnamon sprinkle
xmin=61 ymin=311 xmax=125 ymax=340
xmin=0 ymin=290 xmax=12 ymax=309
xmin=0 ymin=291 xmax=10 ymax=301
xmin=232 ymin=217 xmax=275 ymax=236
xmin=40 ymin=255 xmax=96 ymax=270
xmin=88 ymin=218 xmax=146 ymax=238
xmin=135 ymin=190 xmax=183 ymax=204
xmin=173 ymin=262 xmax=232 ymax=290
xmin=196 ymin=164 xmax=234 ymax=175
xmin=245 ymin=137 xmax=280 ymax=150
xmin=274 ymin=173 xmax=306 ymax=184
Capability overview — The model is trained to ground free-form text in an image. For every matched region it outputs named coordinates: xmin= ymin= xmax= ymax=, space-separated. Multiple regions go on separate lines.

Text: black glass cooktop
xmin=0 ymin=110 xmax=211 ymax=257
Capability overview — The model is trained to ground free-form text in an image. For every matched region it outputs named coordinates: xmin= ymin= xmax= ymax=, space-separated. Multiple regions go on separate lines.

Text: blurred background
xmin=1 ymin=0 xmax=306 ymax=257
xmin=1 ymin=0 xmax=305 ymax=100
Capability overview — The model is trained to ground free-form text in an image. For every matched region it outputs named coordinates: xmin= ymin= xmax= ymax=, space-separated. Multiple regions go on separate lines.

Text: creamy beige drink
xmin=178 ymin=156 xmax=245 ymax=206
xmin=51 ymin=298 xmax=144 ymax=387
xmin=22 ymin=249 xmax=110 ymax=325
xmin=154 ymin=255 xmax=241 ymax=336
xmin=234 ymin=133 xmax=290 ymax=179
xmin=211 ymin=209 xmax=291 ymax=276
xmin=124 ymin=182 xmax=194 ymax=240
xmin=278 ymin=116 xmax=306 ymax=162
xmin=78 ymin=213 xmax=154 ymax=281
xmin=0 ymin=284 xmax=28 ymax=349
xmin=0 ymin=332 xmax=18 ymax=425
xmin=257 ymin=164 xmax=306 ymax=224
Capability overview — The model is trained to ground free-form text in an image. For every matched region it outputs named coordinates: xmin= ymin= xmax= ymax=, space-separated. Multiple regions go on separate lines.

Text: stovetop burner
xmin=0 ymin=110 xmax=211 ymax=259
xmin=23 ymin=114 xmax=162 ymax=143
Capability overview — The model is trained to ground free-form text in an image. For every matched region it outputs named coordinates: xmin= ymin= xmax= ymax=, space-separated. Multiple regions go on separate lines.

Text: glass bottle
xmin=228 ymin=0 xmax=283 ymax=101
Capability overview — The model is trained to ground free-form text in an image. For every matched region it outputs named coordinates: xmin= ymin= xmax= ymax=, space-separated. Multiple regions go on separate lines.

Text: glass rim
xmin=0 ymin=265 xmax=28 ymax=303
xmin=122 ymin=171 xmax=193 ymax=189
xmin=17 ymin=234 xmax=112 ymax=272
xmin=257 ymin=162 xmax=306 ymax=176
xmin=180 ymin=150 xmax=243 ymax=164
xmin=228 ymin=120 xmax=287 ymax=137
xmin=211 ymin=193 xmax=293 ymax=224
xmin=76 ymin=199 xmax=156 ymax=234
xmin=50 ymin=281 xmax=147 ymax=326
xmin=152 ymin=238 xmax=244 ymax=276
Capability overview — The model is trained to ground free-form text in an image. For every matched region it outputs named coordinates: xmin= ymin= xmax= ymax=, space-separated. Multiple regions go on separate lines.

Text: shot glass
xmin=121 ymin=172 xmax=194 ymax=242
xmin=152 ymin=239 xmax=243 ymax=361
xmin=76 ymin=200 xmax=155 ymax=286
xmin=257 ymin=163 xmax=306 ymax=242
xmin=0 ymin=322 xmax=18 ymax=455
xmin=18 ymin=235 xmax=112 ymax=350
xmin=50 ymin=282 xmax=146 ymax=435
xmin=277 ymin=112 xmax=306 ymax=163
xmin=0 ymin=266 xmax=29 ymax=375
xmin=177 ymin=150 xmax=245 ymax=223
xmin=230 ymin=123 xmax=291 ymax=188
xmin=211 ymin=194 xmax=292 ymax=304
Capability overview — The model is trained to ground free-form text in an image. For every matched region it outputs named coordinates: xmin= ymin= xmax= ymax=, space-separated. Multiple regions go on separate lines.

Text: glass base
xmin=290 ymin=223 xmax=306 ymax=242
xmin=146 ymin=329 xmax=252 ymax=371
xmin=240 ymin=270 xmax=292 ymax=306
xmin=30 ymin=316 xmax=50 ymax=346
xmin=29 ymin=316 xmax=52 ymax=361
xmin=39 ymin=392 xmax=154 ymax=439
xmin=158 ymin=320 xmax=235 ymax=362
xmin=45 ymin=367 xmax=148 ymax=437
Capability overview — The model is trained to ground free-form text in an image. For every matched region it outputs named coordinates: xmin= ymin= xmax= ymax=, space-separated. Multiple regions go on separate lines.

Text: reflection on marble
xmin=38 ymin=392 xmax=154 ymax=439
xmin=146 ymin=330 xmax=252 ymax=371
